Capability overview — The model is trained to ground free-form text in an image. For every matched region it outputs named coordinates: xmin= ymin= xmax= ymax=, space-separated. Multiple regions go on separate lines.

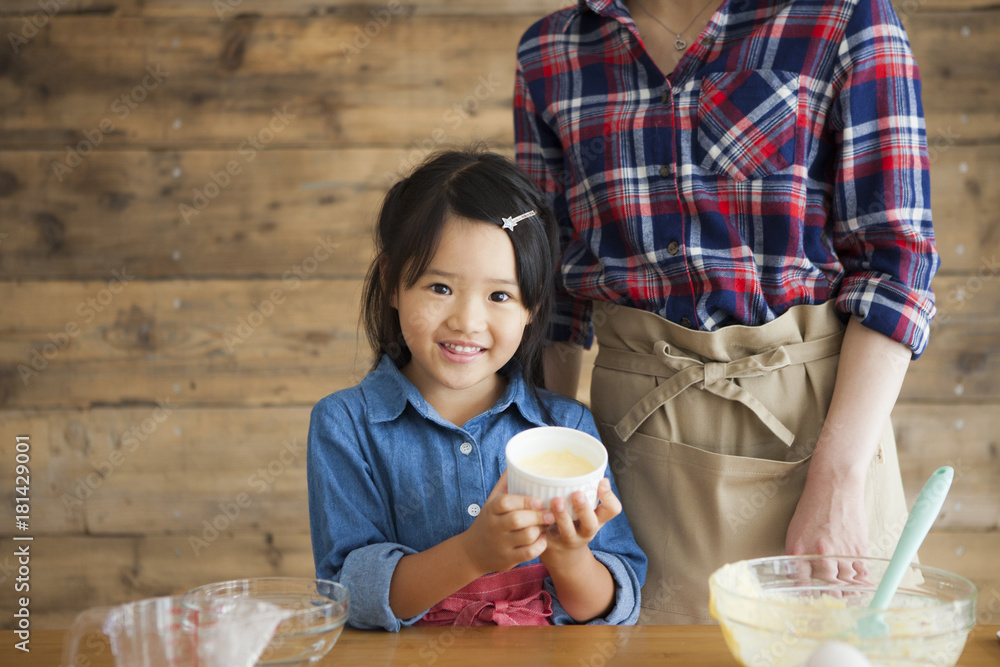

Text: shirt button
xmin=679 ymin=316 xmax=692 ymax=328
xmin=467 ymin=503 xmax=481 ymax=517
xmin=459 ymin=442 xmax=473 ymax=455
xmin=667 ymin=240 xmax=680 ymax=255
xmin=700 ymin=36 xmax=714 ymax=47
xmin=661 ymin=90 xmax=669 ymax=104
xmin=659 ymin=164 xmax=673 ymax=179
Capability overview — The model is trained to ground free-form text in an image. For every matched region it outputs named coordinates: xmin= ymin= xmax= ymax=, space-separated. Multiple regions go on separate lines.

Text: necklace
xmin=631 ymin=0 xmax=718 ymax=51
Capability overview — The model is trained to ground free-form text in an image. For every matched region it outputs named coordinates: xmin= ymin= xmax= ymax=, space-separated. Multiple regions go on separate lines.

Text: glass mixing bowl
xmin=182 ymin=577 xmax=349 ymax=666
xmin=709 ymin=555 xmax=977 ymax=667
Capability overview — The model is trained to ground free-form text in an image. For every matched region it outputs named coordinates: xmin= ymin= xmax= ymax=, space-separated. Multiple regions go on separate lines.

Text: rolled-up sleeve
xmin=307 ymin=399 xmax=424 ymax=631
xmin=830 ymin=0 xmax=939 ymax=357
xmin=338 ymin=543 xmax=422 ymax=631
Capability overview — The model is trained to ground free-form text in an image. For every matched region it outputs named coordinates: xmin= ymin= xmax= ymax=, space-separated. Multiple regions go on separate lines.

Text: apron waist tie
xmin=595 ymin=331 xmax=844 ymax=445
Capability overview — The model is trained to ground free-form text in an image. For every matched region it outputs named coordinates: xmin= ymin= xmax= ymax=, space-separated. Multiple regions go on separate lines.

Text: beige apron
xmin=590 ymin=300 xmax=909 ymax=624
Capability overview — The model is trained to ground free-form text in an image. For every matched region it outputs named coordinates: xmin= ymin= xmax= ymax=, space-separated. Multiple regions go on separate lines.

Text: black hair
xmin=361 ymin=147 xmax=559 ymax=390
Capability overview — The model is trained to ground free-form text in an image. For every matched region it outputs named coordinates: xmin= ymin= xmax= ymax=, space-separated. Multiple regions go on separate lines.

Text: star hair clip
xmin=501 ymin=210 xmax=536 ymax=231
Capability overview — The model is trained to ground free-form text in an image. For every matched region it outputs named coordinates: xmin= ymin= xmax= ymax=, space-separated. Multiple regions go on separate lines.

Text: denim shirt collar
xmin=360 ymin=356 xmax=548 ymax=429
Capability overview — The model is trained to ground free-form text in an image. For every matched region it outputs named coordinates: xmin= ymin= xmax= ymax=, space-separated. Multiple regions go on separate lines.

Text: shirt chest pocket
xmin=695 ymin=70 xmax=800 ymax=181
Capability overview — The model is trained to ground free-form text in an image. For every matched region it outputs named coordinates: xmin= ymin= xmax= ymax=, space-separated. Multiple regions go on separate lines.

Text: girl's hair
xmin=361 ymin=147 xmax=559 ymax=389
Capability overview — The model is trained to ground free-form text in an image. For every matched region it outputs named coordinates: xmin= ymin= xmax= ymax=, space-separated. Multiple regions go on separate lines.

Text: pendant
xmin=674 ymin=36 xmax=686 ymax=50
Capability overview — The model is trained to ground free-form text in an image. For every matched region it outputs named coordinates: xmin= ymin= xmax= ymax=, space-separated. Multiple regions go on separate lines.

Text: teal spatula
xmin=860 ymin=465 xmax=954 ymax=637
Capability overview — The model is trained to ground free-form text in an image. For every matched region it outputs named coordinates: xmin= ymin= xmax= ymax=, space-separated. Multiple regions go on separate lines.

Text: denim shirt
xmin=307 ymin=356 xmax=647 ymax=630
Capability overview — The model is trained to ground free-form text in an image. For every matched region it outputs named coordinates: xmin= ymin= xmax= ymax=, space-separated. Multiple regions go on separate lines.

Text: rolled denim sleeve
xmin=546 ymin=548 xmax=643 ymax=626
xmin=338 ymin=543 xmax=423 ymax=631
xmin=308 ymin=397 xmax=423 ymax=631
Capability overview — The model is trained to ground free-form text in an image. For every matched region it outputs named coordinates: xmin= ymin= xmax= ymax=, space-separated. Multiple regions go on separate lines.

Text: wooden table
xmin=6 ymin=625 xmax=998 ymax=666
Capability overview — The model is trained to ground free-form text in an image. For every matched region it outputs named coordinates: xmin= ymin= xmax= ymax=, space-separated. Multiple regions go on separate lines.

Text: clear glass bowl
xmin=182 ymin=577 xmax=349 ymax=666
xmin=709 ymin=555 xmax=977 ymax=667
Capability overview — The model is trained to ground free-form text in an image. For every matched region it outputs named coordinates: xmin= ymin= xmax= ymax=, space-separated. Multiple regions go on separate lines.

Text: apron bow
xmin=605 ymin=333 xmax=843 ymax=445
xmin=414 ymin=563 xmax=553 ymax=627
xmin=442 ymin=593 xmax=553 ymax=626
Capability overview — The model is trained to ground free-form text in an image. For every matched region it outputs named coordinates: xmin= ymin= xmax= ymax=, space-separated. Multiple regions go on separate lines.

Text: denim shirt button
xmin=467 ymin=503 xmax=481 ymax=517
xmin=460 ymin=442 xmax=473 ymax=455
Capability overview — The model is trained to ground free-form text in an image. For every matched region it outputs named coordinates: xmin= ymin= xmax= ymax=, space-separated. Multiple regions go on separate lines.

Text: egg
xmin=805 ymin=641 xmax=873 ymax=667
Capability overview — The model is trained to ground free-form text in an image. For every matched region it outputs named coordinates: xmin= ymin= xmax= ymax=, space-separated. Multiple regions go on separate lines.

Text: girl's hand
xmin=459 ymin=471 xmax=555 ymax=575
xmin=540 ymin=478 xmax=621 ymax=570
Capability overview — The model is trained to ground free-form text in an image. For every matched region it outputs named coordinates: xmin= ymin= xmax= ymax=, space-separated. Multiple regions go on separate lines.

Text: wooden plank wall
xmin=0 ymin=0 xmax=997 ymax=629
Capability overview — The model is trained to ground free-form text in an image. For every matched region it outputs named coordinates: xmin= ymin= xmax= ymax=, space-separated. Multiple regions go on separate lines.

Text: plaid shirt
xmin=514 ymin=0 xmax=938 ymax=357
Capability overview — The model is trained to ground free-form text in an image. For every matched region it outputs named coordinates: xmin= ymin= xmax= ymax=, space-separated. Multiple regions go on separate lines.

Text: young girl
xmin=307 ymin=149 xmax=646 ymax=631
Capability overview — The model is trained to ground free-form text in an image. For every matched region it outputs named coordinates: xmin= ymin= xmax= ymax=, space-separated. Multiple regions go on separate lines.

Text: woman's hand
xmin=458 ymin=471 xmax=555 ymax=575
xmin=786 ymin=466 xmax=869 ymax=582
xmin=784 ymin=318 xmax=911 ymax=583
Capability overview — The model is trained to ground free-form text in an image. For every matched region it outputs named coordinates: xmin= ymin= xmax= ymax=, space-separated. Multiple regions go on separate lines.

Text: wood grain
xmin=0 ymin=148 xmax=388 ymax=280
xmin=0 ymin=15 xmax=522 ymax=148
xmin=0 ymin=276 xmax=997 ymax=408
xmin=7 ymin=625 xmax=1000 ymax=667
xmin=1 ymin=0 xmax=996 ymax=637
xmin=1 ymin=399 xmax=997 ymax=628
xmin=0 ymin=0 xmax=992 ymax=17
xmin=0 ymin=532 xmax=315 ymax=630
xmin=893 ymin=406 xmax=1000 ymax=531
xmin=0 ymin=144 xmax=995 ymax=279
xmin=0 ymin=11 xmax=997 ymax=148
xmin=6 ymin=531 xmax=999 ymax=630
xmin=0 ymin=0 xmax=571 ymax=18
xmin=1 ymin=400 xmax=995 ymax=539
xmin=0 ymin=279 xmax=371 ymax=409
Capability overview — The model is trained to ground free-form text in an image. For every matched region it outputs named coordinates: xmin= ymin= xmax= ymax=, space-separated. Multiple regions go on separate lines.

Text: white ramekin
xmin=505 ymin=426 xmax=608 ymax=519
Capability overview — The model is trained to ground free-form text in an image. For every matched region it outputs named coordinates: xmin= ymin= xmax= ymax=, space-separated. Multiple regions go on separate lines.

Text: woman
xmin=514 ymin=0 xmax=937 ymax=623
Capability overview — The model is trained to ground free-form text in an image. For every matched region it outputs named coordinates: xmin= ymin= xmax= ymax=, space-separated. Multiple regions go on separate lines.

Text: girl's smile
xmin=438 ymin=340 xmax=487 ymax=362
